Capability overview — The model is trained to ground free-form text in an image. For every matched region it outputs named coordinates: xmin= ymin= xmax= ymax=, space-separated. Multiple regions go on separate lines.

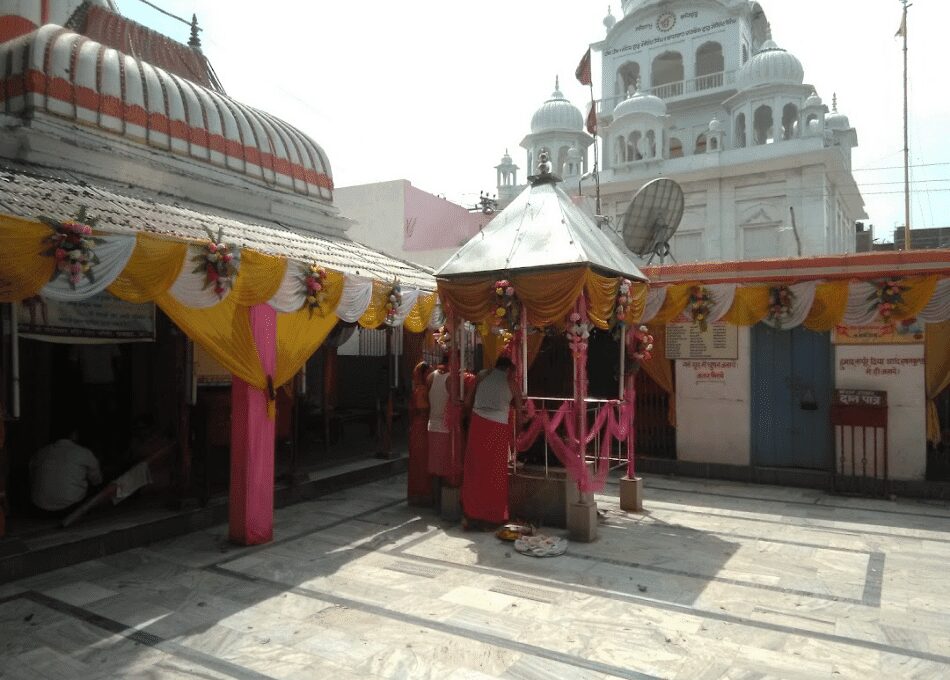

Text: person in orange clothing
xmin=407 ymin=361 xmax=433 ymax=506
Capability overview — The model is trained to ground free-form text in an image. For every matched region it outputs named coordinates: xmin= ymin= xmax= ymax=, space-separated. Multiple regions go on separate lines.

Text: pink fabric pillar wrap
xmin=229 ymin=304 xmax=277 ymax=545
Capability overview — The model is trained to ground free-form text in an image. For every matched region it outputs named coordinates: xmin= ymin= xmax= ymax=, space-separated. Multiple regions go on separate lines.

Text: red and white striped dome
xmin=0 ymin=24 xmax=333 ymax=200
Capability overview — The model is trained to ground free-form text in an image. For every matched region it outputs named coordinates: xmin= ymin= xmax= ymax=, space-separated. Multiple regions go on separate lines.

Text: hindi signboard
xmin=665 ymin=321 xmax=738 ymax=360
xmin=17 ymin=293 xmax=154 ymax=343
xmin=833 ymin=322 xmax=924 ymax=345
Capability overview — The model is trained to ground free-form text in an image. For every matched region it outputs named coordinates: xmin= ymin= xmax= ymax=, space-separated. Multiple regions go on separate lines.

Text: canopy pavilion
xmin=436 ymin=156 xmax=649 ymax=541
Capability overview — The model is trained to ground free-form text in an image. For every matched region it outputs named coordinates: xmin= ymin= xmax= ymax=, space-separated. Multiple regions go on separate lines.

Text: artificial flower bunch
xmin=433 ymin=324 xmax=452 ymax=351
xmin=629 ymin=325 xmax=654 ymax=362
xmin=303 ymin=263 xmax=328 ymax=316
xmin=193 ymin=227 xmax=238 ymax=298
xmin=688 ymin=285 xmax=712 ymax=332
xmin=614 ymin=278 xmax=633 ymax=325
xmin=384 ymin=280 xmax=402 ymax=326
xmin=767 ymin=285 xmax=795 ymax=328
xmin=868 ymin=277 xmax=908 ymax=323
xmin=491 ymin=278 xmax=519 ymax=334
xmin=565 ymin=311 xmax=591 ymax=359
xmin=41 ymin=206 xmax=103 ymax=289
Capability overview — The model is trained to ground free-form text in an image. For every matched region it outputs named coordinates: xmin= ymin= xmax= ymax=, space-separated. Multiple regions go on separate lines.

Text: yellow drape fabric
xmin=230 ymin=251 xmax=286 ymax=307
xmin=274 ymin=270 xmax=345 ymax=387
xmin=0 ymin=216 xmax=55 ymax=302
xmin=479 ymin=328 xmax=543 ymax=371
xmin=358 ymin=279 xmax=394 ymax=329
xmin=804 ymin=281 xmax=849 ymax=331
xmin=584 ymin=271 xmax=619 ymax=330
xmin=925 ymin=320 xmax=950 ymax=445
xmin=512 ymin=268 xmax=588 ymax=327
xmin=108 ymin=234 xmax=186 ymax=303
xmin=404 ymin=292 xmax=437 ymax=334
xmin=639 ymin=324 xmax=676 ymax=426
xmin=723 ymin=285 xmax=770 ymax=326
xmin=651 ymin=283 xmax=694 ymax=324
xmin=628 ymin=282 xmax=648 ymax=323
xmin=436 ymin=276 xmax=494 ymax=322
xmin=895 ymin=275 xmax=939 ymax=321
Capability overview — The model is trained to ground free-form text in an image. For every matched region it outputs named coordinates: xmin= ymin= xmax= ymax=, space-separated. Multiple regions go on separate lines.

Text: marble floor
xmin=1 ymin=473 xmax=950 ymax=679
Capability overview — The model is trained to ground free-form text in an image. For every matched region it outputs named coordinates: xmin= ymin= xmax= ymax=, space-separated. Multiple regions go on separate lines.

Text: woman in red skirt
xmin=461 ymin=356 xmax=522 ymax=527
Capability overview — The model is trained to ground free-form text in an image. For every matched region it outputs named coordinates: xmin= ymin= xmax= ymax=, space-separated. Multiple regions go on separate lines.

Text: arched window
xmin=753 ymin=105 xmax=773 ymax=144
xmin=742 ymin=44 xmax=749 ymax=64
xmin=527 ymin=152 xmax=533 ymax=174
xmin=695 ymin=42 xmax=725 ymax=90
xmin=651 ymin=51 xmax=684 ymax=97
xmin=615 ymin=136 xmax=626 ymax=164
xmin=616 ymin=62 xmax=640 ymax=98
xmin=670 ymin=137 xmax=684 ymax=158
xmin=557 ymin=146 xmax=569 ymax=175
xmin=735 ymin=113 xmax=747 ymax=148
xmin=629 ymin=131 xmax=643 ymax=161
xmin=709 ymin=136 xmax=718 ymax=151
xmin=782 ymin=103 xmax=800 ymax=140
xmin=645 ymin=130 xmax=657 ymax=158
xmin=694 ymin=133 xmax=707 ymax=155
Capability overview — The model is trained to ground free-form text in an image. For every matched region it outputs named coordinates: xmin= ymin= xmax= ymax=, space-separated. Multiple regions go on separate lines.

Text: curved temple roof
xmin=0 ymin=25 xmax=334 ymax=201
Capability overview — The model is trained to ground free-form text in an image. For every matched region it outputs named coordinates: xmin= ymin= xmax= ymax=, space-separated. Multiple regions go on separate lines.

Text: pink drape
xmin=229 ymin=304 xmax=277 ymax=545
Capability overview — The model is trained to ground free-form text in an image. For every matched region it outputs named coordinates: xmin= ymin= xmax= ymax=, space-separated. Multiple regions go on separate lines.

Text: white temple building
xmin=496 ymin=0 xmax=867 ymax=262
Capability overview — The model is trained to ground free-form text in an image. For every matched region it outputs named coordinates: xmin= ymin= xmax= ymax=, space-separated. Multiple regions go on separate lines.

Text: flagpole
xmin=901 ymin=0 xmax=912 ymax=250
xmin=590 ymin=79 xmax=601 ymax=218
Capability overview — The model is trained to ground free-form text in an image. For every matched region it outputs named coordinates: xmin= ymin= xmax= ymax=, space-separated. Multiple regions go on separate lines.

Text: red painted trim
xmin=0 ymin=16 xmax=38 ymax=43
xmin=40 ymin=0 xmax=49 ymax=25
xmin=644 ymin=250 xmax=950 ymax=285
xmin=0 ymin=70 xmax=334 ymax=192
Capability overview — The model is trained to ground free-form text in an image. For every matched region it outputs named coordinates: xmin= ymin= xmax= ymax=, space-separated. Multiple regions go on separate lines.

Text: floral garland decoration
xmin=614 ymin=278 xmax=633 ymax=326
xmin=629 ymin=325 xmax=654 ymax=363
xmin=302 ymin=263 xmax=329 ymax=316
xmin=868 ymin=277 xmax=909 ymax=323
xmin=688 ymin=285 xmax=713 ymax=332
xmin=432 ymin=324 xmax=452 ymax=351
xmin=491 ymin=278 xmax=520 ymax=334
xmin=192 ymin=227 xmax=238 ymax=298
xmin=565 ymin=311 xmax=591 ymax=359
xmin=40 ymin=206 xmax=104 ymax=289
xmin=384 ymin=280 xmax=402 ymax=326
xmin=767 ymin=284 xmax=796 ymax=329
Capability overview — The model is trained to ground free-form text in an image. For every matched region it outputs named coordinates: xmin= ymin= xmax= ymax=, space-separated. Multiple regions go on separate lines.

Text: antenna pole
xmin=901 ymin=0 xmax=912 ymax=250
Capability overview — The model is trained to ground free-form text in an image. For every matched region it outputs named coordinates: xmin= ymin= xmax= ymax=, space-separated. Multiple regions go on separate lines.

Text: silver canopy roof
xmin=436 ymin=177 xmax=647 ymax=282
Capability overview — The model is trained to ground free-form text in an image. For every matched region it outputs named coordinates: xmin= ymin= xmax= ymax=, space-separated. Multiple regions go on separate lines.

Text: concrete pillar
xmin=228 ymin=304 xmax=277 ymax=546
xmin=565 ymin=482 xmax=598 ymax=542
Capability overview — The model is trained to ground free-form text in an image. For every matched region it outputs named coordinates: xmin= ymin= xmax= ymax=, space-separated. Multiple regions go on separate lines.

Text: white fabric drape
xmin=842 ymin=281 xmax=879 ymax=325
xmin=391 ymin=288 xmax=421 ymax=326
xmin=706 ymin=283 xmax=737 ymax=323
xmin=761 ymin=281 xmax=818 ymax=330
xmin=336 ymin=275 xmax=374 ymax=323
xmin=41 ymin=235 xmax=136 ymax=302
xmin=640 ymin=286 xmax=667 ymax=323
xmin=267 ymin=262 xmax=305 ymax=313
xmin=168 ymin=245 xmax=232 ymax=308
xmin=919 ymin=278 xmax=950 ymax=323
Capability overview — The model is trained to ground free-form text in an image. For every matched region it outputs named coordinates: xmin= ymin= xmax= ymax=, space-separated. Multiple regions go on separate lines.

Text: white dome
xmin=804 ymin=90 xmax=823 ymax=109
xmin=826 ymin=94 xmax=851 ymax=130
xmin=737 ymin=40 xmax=804 ymax=90
xmin=603 ymin=7 xmax=617 ymax=31
xmin=709 ymin=117 xmax=723 ymax=133
xmin=612 ymin=89 xmax=667 ymax=120
xmin=530 ymin=80 xmax=584 ymax=133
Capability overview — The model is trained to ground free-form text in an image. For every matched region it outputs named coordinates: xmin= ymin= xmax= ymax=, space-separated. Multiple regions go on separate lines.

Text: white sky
xmin=115 ymin=0 xmax=950 ymax=242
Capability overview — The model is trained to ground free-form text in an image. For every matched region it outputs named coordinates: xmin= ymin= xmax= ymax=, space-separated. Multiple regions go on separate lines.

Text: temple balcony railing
xmin=596 ymin=70 xmax=737 ymax=117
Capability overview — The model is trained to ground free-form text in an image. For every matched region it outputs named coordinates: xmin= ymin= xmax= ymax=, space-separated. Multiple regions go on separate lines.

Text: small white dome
xmin=709 ymin=117 xmax=723 ymax=133
xmin=826 ymin=94 xmax=851 ymax=130
xmin=567 ymin=145 xmax=582 ymax=161
xmin=603 ymin=7 xmax=617 ymax=31
xmin=530 ymin=79 xmax=584 ymax=133
xmin=804 ymin=90 xmax=823 ymax=109
xmin=500 ymin=150 xmax=514 ymax=165
xmin=612 ymin=88 xmax=667 ymax=120
xmin=737 ymin=40 xmax=804 ymax=90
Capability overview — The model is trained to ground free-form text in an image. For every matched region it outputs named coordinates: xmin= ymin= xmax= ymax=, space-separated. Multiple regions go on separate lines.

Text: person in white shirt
xmin=30 ymin=424 xmax=102 ymax=512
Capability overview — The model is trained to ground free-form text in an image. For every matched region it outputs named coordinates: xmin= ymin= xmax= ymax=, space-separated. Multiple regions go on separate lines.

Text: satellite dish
xmin=620 ymin=178 xmax=684 ymax=264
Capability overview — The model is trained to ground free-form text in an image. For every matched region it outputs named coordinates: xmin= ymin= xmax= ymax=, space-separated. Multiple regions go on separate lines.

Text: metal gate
xmin=751 ymin=324 xmax=833 ymax=469
xmin=831 ymin=389 xmax=888 ymax=496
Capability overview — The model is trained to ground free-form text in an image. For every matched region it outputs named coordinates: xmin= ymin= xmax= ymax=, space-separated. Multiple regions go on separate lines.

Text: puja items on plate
xmin=495 ymin=522 xmax=535 ymax=542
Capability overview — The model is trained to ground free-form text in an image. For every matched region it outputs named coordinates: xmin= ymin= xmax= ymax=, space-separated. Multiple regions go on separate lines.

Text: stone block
xmin=566 ymin=500 xmax=598 ymax=543
xmin=619 ymin=476 xmax=644 ymax=512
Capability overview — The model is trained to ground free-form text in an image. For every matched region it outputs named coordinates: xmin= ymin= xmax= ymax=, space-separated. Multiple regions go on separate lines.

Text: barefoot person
xmin=461 ymin=355 xmax=522 ymax=527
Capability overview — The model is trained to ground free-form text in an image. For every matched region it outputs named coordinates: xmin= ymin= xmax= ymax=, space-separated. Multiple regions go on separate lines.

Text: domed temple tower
xmin=499 ymin=0 xmax=866 ymax=260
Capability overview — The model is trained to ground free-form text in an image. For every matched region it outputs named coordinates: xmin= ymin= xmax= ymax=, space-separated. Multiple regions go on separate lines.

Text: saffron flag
xmin=586 ymin=103 xmax=597 ymax=136
xmin=575 ymin=48 xmax=592 ymax=86
xmin=895 ymin=12 xmax=906 ymax=37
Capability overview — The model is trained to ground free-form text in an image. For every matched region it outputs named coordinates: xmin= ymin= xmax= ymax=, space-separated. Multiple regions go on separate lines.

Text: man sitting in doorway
xmin=30 ymin=422 xmax=102 ymax=514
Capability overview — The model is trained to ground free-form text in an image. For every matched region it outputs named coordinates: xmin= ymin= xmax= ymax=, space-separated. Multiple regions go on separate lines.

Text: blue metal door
xmin=751 ymin=324 xmax=832 ymax=469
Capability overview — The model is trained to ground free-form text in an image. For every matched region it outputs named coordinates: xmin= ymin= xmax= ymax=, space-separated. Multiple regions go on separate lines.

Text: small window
xmin=735 ymin=113 xmax=747 ymax=148
xmin=670 ymin=137 xmax=684 ymax=158
xmin=694 ymin=133 xmax=707 ymax=155
xmin=753 ymin=105 xmax=773 ymax=144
